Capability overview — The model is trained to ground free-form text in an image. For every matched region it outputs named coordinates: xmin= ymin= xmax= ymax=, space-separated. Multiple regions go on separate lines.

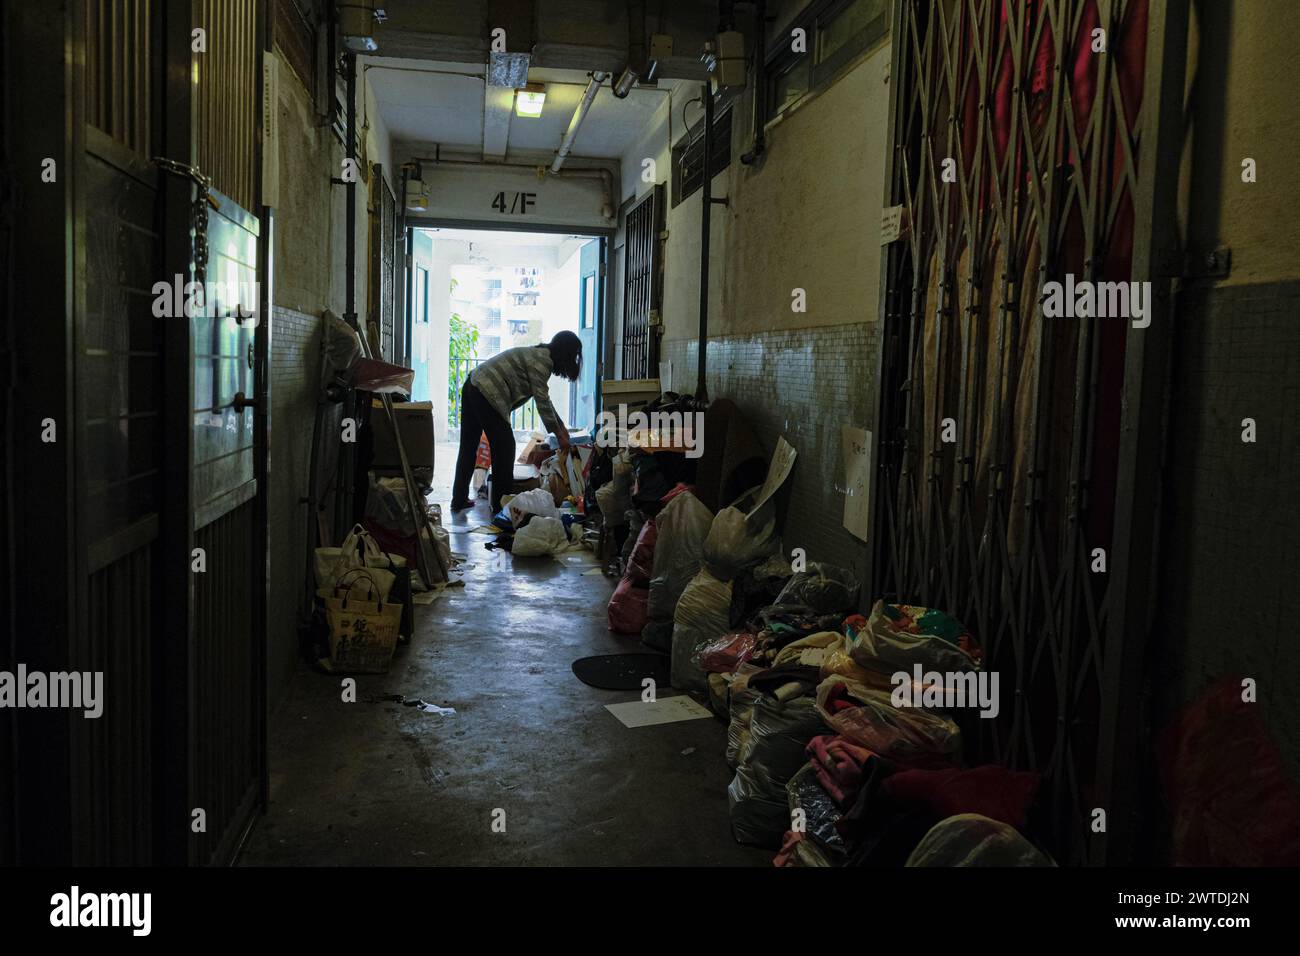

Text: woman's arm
xmin=528 ymin=354 xmax=570 ymax=449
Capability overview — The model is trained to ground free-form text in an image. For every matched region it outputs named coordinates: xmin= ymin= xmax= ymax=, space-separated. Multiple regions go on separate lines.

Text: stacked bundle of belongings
xmin=716 ymin=562 xmax=859 ymax=850
xmin=311 ymin=524 xmax=411 ymax=673
xmin=765 ymin=600 xmax=1051 ymax=866
xmin=641 ymin=489 xmax=713 ymax=650
xmin=669 ymin=437 xmax=795 ymax=691
xmin=592 ymin=393 xmax=777 ymax=652
xmin=694 ymin=553 xmax=1054 ymax=865
xmin=606 ymin=485 xmax=696 ymax=634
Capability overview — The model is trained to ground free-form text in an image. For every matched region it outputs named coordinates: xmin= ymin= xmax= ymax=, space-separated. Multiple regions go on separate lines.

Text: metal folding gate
xmin=620 ymin=184 xmax=664 ymax=379
xmin=871 ymin=0 xmax=1187 ymax=863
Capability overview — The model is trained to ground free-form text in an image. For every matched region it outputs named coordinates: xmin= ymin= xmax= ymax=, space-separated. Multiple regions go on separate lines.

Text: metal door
xmin=870 ymin=0 xmax=1187 ymax=863
xmin=5 ymin=0 xmax=268 ymax=865
xmin=72 ymin=0 xmax=169 ymax=866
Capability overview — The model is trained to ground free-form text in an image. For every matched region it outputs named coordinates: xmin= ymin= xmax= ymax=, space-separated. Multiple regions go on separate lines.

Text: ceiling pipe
xmin=555 ymin=167 xmax=616 ymax=221
xmin=550 ymin=71 xmax=609 ymax=174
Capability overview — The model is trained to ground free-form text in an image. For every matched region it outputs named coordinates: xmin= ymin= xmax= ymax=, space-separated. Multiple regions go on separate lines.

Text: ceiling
xmin=363 ymin=57 xmax=681 ymax=160
xmin=422 ymin=227 xmax=585 ymax=247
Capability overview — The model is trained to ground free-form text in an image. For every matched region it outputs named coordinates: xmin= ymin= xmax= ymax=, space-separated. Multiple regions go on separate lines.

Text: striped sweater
xmin=468 ymin=345 xmax=563 ymax=434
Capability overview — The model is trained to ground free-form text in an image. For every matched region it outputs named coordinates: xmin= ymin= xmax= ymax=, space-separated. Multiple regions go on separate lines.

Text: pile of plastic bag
xmin=669 ymin=489 xmax=788 ymax=691
xmin=641 ymin=490 xmax=713 ymax=652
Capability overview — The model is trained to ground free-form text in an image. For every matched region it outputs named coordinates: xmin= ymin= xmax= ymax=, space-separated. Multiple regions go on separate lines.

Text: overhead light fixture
xmin=515 ymin=83 xmax=547 ymax=117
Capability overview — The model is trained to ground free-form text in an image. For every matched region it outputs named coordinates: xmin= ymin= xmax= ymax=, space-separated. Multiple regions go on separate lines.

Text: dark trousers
xmin=452 ymin=381 xmax=515 ymax=513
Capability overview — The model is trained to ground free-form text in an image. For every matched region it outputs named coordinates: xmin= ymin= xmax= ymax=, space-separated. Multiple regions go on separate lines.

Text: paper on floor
xmin=412 ymin=578 xmax=464 ymax=605
xmin=605 ymin=695 xmax=713 ymax=728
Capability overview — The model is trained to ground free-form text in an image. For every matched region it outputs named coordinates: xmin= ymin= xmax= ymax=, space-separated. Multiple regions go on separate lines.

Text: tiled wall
xmin=268 ymin=306 xmax=323 ymax=700
xmin=662 ymin=321 xmax=878 ymax=594
xmin=1153 ymin=279 xmax=1300 ymax=780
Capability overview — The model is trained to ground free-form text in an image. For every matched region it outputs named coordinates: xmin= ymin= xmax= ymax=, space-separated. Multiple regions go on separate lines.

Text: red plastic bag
xmin=1158 ymin=674 xmax=1300 ymax=866
xmin=475 ymin=432 xmax=491 ymax=470
xmin=696 ymin=631 xmax=757 ymax=673
xmin=625 ymin=519 xmax=658 ymax=586
xmin=607 ymin=578 xmax=648 ymax=635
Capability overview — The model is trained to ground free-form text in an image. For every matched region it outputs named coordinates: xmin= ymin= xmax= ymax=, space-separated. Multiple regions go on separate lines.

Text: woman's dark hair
xmin=545 ymin=330 xmax=582 ymax=381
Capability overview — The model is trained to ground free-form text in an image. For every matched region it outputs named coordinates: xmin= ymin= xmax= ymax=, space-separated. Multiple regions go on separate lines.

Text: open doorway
xmin=407 ymin=226 xmax=604 ymax=445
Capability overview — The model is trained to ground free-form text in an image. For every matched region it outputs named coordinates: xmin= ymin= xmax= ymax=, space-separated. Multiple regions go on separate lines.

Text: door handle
xmin=231 ymin=391 xmax=261 ymax=413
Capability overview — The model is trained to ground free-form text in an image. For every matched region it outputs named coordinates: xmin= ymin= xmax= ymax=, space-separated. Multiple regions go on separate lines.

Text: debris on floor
xmin=364 ymin=693 xmax=456 ymax=716
xmin=604 ymin=696 xmax=713 ymax=728
xmin=409 ymin=701 xmax=456 ymax=716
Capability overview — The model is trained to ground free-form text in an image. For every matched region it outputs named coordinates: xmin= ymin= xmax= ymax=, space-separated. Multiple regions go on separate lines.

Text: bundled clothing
xmin=806 ymin=735 xmax=876 ymax=807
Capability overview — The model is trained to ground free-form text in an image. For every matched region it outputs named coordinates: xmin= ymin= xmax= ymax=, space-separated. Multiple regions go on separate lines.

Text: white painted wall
xmin=612 ymin=41 xmax=891 ymax=384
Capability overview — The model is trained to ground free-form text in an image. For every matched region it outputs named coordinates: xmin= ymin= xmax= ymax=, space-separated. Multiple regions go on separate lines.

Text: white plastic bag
xmin=507 ymin=487 xmax=560 ymax=529
xmin=670 ymin=569 xmax=733 ymax=691
xmin=814 ymin=676 xmax=962 ymax=767
xmin=314 ymin=523 xmax=396 ymax=600
xmin=511 ymin=516 xmax=571 ymax=557
xmin=847 ymin=599 xmax=979 ymax=674
xmin=905 ymin=814 xmax=1055 ymax=867
xmin=701 ymin=486 xmax=780 ymax=581
xmin=646 ymin=491 xmax=714 ymax=625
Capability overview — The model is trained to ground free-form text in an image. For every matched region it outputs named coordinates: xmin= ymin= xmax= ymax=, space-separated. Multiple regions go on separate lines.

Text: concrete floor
xmin=240 ymin=442 xmax=767 ymax=866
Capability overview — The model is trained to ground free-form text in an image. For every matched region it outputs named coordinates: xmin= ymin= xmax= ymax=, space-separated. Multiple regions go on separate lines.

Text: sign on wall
xmin=419 ymin=164 xmax=613 ymax=230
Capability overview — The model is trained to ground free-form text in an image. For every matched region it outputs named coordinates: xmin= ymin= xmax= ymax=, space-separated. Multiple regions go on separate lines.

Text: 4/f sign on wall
xmin=492 ymin=191 xmax=537 ymax=214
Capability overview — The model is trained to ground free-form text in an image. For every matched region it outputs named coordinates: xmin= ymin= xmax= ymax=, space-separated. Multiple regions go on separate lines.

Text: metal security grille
xmin=85 ymin=0 xmax=153 ymax=156
xmin=193 ymin=500 xmax=259 ymax=865
xmin=872 ymin=0 xmax=1177 ymax=864
xmin=620 ymin=185 xmax=663 ymax=379
xmin=193 ymin=0 xmax=258 ymax=211
xmin=80 ymin=544 xmax=155 ymax=865
xmin=369 ymin=167 xmax=397 ymax=360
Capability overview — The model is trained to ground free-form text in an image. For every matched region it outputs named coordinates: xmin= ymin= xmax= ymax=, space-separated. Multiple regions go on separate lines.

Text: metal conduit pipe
xmin=697 ymin=80 xmax=714 ymax=402
xmin=550 ymin=71 xmax=608 ymax=174
xmin=740 ymin=0 xmax=768 ymax=165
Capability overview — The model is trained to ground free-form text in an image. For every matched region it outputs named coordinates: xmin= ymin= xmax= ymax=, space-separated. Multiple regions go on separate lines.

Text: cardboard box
xmin=370 ymin=401 xmax=434 ymax=473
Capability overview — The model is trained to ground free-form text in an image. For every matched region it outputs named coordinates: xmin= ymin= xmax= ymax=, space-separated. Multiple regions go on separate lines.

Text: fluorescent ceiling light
xmin=515 ymin=84 xmax=546 ymax=117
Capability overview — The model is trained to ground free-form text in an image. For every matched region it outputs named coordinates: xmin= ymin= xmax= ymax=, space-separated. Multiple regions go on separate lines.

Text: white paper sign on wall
xmin=881 ymin=205 xmax=906 ymax=245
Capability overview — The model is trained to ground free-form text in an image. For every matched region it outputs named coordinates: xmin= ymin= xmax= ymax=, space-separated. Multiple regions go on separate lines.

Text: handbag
xmin=314 ymin=523 xmax=397 ymax=600
xmin=317 ymin=569 xmax=402 ymax=674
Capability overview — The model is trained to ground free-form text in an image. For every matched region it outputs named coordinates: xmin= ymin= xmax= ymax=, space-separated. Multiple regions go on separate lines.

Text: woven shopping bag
xmin=318 ymin=569 xmax=402 ymax=674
